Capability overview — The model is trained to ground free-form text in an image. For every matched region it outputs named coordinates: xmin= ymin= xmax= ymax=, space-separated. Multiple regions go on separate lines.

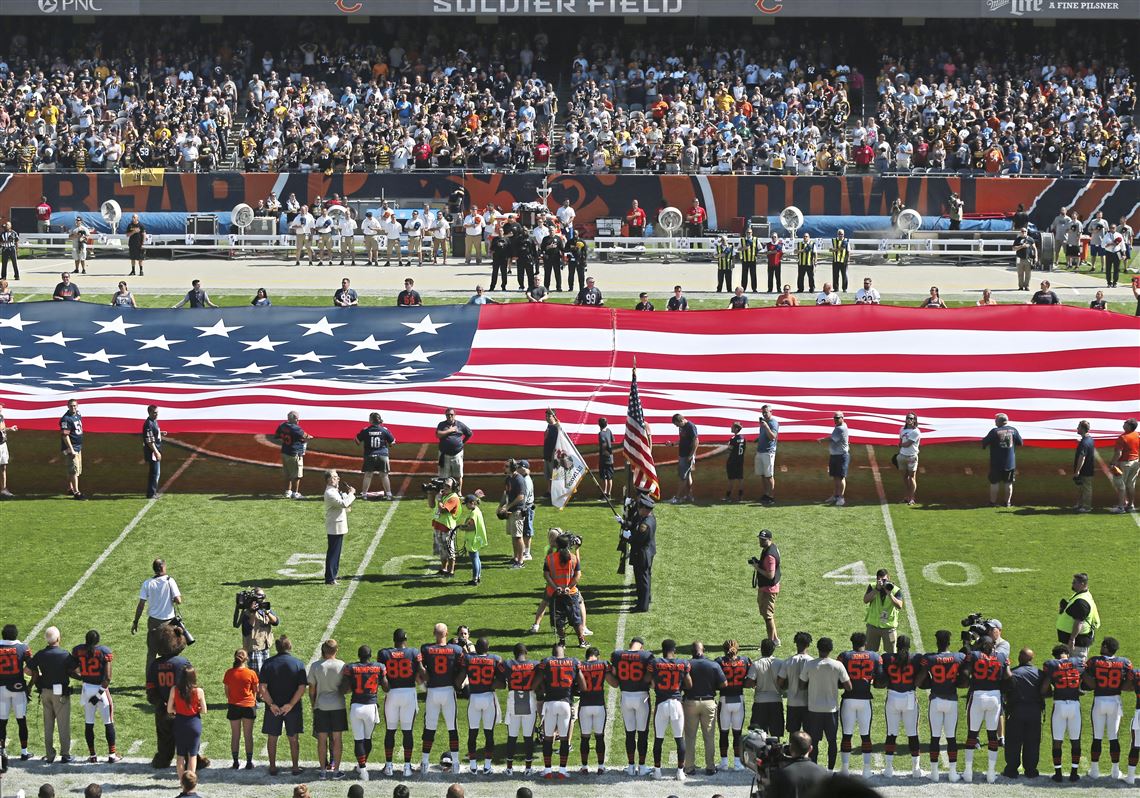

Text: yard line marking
xmin=311 ymin=443 xmax=429 ymax=661
xmin=1095 ymin=451 xmax=1140 ymax=529
xmin=28 ymin=441 xmax=209 ymax=642
xmin=127 ymin=739 xmax=144 ymax=755
xmin=603 ymin=560 xmax=636 ymax=761
xmin=865 ymin=445 xmax=924 ymax=653
xmin=992 ymin=567 xmax=1037 ymax=574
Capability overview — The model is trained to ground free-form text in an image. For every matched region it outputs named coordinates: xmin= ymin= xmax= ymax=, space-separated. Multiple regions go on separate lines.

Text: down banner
xmin=1 ymin=302 xmax=1137 ymax=445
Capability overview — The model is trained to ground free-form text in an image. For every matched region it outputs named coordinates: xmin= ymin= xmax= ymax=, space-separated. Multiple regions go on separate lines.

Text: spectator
xmin=670 ymin=413 xmax=698 ymax=504
xmin=308 ymin=639 xmax=347 ymax=778
xmin=573 ymin=276 xmax=603 ymax=307
xmin=1108 ymin=418 xmax=1139 ymax=514
xmin=177 ymin=772 xmax=201 ymax=798
xmin=259 ymin=636 xmax=308 ymax=777
xmin=396 ymin=278 xmax=422 ymax=307
xmin=436 ymin=408 xmax=473 ymax=492
xmin=222 ymin=649 xmax=259 ymax=769
xmin=334 ymin=278 xmax=359 ymax=308
xmin=815 ymin=283 xmax=840 ymax=306
xmin=83 ymin=785 xmax=101 ymax=798
xmin=250 ymin=287 xmax=272 ymax=307
xmin=273 ymin=411 xmax=313 ymax=500
xmin=1029 ymin=280 xmax=1061 ymax=306
xmin=467 ymin=285 xmax=500 ymax=305
xmin=982 ymin=413 xmax=1023 ymax=507
xmin=52 ymin=272 xmax=81 ymax=301
xmin=171 ymin=280 xmax=217 ymax=309
xmin=920 ymin=286 xmax=947 ymax=308
xmin=667 ymin=285 xmax=688 ymax=311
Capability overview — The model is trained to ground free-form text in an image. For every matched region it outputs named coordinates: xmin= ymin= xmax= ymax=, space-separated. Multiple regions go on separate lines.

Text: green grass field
xmin=1 ymin=424 xmax=1137 ymax=798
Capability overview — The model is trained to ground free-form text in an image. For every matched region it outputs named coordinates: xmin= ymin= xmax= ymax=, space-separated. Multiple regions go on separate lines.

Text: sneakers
xmin=284 ymin=490 xmax=294 ymax=499
xmin=626 ymin=764 xmax=637 ymax=776
xmin=1077 ymin=506 xmax=1092 ymax=513
xmin=292 ymin=493 xmax=304 ymax=500
xmin=358 ymin=765 xmax=370 ymax=781
xmin=1109 ymin=505 xmax=1127 ymax=514
xmin=522 ymin=552 xmax=533 ymax=561
xmin=0 ymin=489 xmax=13 ymax=498
xmin=505 ymin=766 xmax=515 ymax=776
xmin=88 ymin=755 xmax=99 ymax=763
xmin=403 ymin=763 xmax=413 ymax=777
xmin=582 ymin=627 xmax=594 ymax=636
xmin=835 ymin=497 xmax=846 ymax=507
xmin=528 ymin=623 xmax=540 ymax=633
xmin=823 ymin=496 xmax=838 ymax=505
xmin=482 ymin=765 xmax=494 ymax=775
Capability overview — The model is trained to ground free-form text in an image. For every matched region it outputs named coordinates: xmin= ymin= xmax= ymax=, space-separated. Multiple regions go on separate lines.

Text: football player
xmin=536 ymin=642 xmax=583 ymax=779
xmin=0 ymin=624 xmax=33 ymax=766
xmin=745 ymin=638 xmax=785 ymax=740
xmin=917 ymin=629 xmax=967 ymax=782
xmin=838 ymin=631 xmax=882 ymax=778
xmin=418 ymin=623 xmax=465 ymax=773
xmin=715 ymin=639 xmax=752 ymax=771
xmin=649 ymin=638 xmax=692 ymax=781
xmin=70 ymin=629 xmax=120 ymax=764
xmin=1127 ymin=660 xmax=1139 ymax=784
xmin=609 ymin=637 xmax=654 ymax=775
xmin=462 ymin=637 xmax=503 ymax=775
xmin=377 ymin=629 xmax=423 ymax=777
xmin=1083 ymin=637 xmax=1130 ymax=780
xmin=1041 ymin=644 xmax=1083 ymax=782
xmin=503 ymin=643 xmax=539 ymax=775
xmin=962 ymin=636 xmax=1011 ymax=783
xmin=340 ymin=645 xmax=383 ymax=781
xmin=577 ymin=647 xmax=609 ymax=774
xmin=878 ymin=633 xmax=923 ymax=778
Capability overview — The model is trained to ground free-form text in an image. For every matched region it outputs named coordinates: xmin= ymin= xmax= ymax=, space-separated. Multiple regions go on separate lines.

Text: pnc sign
xmin=39 ymin=0 xmax=104 ymax=11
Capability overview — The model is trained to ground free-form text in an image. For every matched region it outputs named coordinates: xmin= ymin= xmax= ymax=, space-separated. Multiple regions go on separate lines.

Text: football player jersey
xmin=420 ymin=643 xmax=465 ymax=689
xmin=0 ymin=640 xmax=31 ymax=689
xmin=715 ymin=655 xmax=752 ymax=698
xmin=578 ymin=660 xmax=609 ymax=707
xmin=922 ymin=651 xmax=966 ymax=700
xmin=378 ymin=646 xmax=420 ymax=689
xmin=71 ymin=644 xmax=113 ymax=686
xmin=504 ymin=659 xmax=538 ymax=693
xmin=1085 ymin=655 xmax=1131 ymax=697
xmin=146 ymin=655 xmax=190 ymax=703
xmin=650 ymin=657 xmax=691 ymax=702
xmin=881 ymin=652 xmax=919 ymax=693
xmin=611 ymin=649 xmax=654 ymax=691
xmin=464 ymin=653 xmax=504 ymax=695
xmin=1043 ymin=658 xmax=1083 ymax=701
xmin=540 ymin=656 xmax=579 ymax=701
xmin=343 ymin=660 xmax=384 ymax=704
xmin=838 ymin=650 xmax=881 ymax=700
xmin=967 ymin=650 xmax=1007 ymax=690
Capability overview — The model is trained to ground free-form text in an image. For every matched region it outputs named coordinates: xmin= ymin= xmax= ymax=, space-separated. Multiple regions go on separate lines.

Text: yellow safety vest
xmin=1056 ymin=589 xmax=1100 ymax=637
xmin=797 ymin=241 xmax=814 ymax=267
xmin=832 ymin=238 xmax=849 ymax=264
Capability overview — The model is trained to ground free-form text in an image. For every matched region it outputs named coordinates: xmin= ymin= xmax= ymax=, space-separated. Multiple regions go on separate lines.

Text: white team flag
xmin=550 ymin=426 xmax=589 ymax=510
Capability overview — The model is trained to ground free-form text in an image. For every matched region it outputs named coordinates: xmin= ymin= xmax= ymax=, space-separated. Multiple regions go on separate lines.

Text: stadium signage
xmin=431 ymin=0 xmax=683 ymax=11
xmin=37 ymin=0 xmax=103 ymax=11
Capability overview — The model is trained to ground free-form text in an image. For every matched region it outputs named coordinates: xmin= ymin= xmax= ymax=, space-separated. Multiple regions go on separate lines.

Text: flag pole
xmin=624 ymin=359 xmax=635 ymax=502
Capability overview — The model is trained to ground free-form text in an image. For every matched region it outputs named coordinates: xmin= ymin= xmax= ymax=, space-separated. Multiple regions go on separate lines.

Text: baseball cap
xmin=989 ymin=619 xmax=1002 ymax=630
xmin=757 ymin=529 xmax=773 ymax=540
xmin=464 ymin=494 xmax=478 ymax=504
xmin=518 ymin=459 xmax=530 ymax=469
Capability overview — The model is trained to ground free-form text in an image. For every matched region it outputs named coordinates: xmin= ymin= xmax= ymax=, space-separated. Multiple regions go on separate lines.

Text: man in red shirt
xmin=626 ymin=200 xmax=647 ymax=239
xmin=1109 ymin=418 xmax=1139 ymax=513
xmin=685 ymin=199 xmax=707 ymax=238
xmin=765 ymin=235 xmax=786 ymax=293
xmin=853 ymin=144 xmax=873 ymax=173
xmin=36 ymin=196 xmax=53 ymax=232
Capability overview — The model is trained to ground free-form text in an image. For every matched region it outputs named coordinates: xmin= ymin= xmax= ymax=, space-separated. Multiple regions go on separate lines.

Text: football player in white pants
xmin=1083 ymin=637 xmax=1129 ymax=780
xmin=577 ymin=648 xmax=608 ymax=774
xmin=1127 ymin=697 xmax=1139 ymax=785
xmin=503 ymin=646 xmax=539 ymax=776
xmin=463 ymin=638 xmax=502 ymax=775
xmin=378 ymin=629 xmax=423 ymax=777
xmin=0 ymin=624 xmax=34 ymax=764
xmin=610 ymin=640 xmax=654 ymax=775
xmin=419 ymin=625 xmax=464 ymax=772
xmin=650 ymin=639 xmax=692 ymax=782
xmin=918 ymin=631 xmax=967 ymax=783
xmin=1043 ymin=645 xmax=1083 ymax=783
xmin=342 ymin=646 xmax=383 ymax=781
xmin=537 ymin=643 xmax=582 ymax=779
xmin=962 ymin=637 xmax=1011 ymax=783
xmin=838 ymin=633 xmax=880 ymax=779
xmin=880 ymin=634 xmax=923 ymax=778
xmin=715 ymin=639 xmax=750 ymax=771
xmin=71 ymin=630 xmax=120 ymax=764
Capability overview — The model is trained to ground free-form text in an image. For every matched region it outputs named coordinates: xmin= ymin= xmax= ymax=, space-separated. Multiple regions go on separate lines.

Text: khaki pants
xmin=1016 ymin=258 xmax=1033 ymax=290
xmin=465 ymin=234 xmax=483 ymax=263
xmin=294 ymin=233 xmax=312 ymax=262
xmin=386 ymin=236 xmax=401 ymax=263
xmin=408 ymin=236 xmax=423 ymax=262
xmin=364 ymin=235 xmax=378 ymax=261
xmin=432 ymin=237 xmax=448 ymax=261
xmin=865 ymin=625 xmax=897 ymax=653
xmin=682 ymin=698 xmax=716 ymax=770
xmin=340 ymin=235 xmax=354 ymax=261
xmin=1076 ymin=475 xmax=1093 ymax=510
xmin=318 ymin=233 xmax=334 ymax=260
xmin=42 ymin=692 xmax=71 ymax=759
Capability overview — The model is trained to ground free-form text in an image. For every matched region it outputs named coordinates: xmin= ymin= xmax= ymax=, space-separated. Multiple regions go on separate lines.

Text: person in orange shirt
xmin=223 ymin=649 xmax=259 ymax=770
xmin=1109 ymin=418 xmax=1139 ymax=513
xmin=775 ymin=285 xmax=799 ymax=307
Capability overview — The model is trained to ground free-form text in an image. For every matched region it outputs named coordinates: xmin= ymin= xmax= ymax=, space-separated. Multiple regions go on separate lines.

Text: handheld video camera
xmin=235 ymin=588 xmax=269 ymax=611
xmin=422 ymin=476 xmax=450 ymax=494
xmin=960 ymin=612 xmax=992 ymax=651
xmin=741 ymin=729 xmax=791 ymax=791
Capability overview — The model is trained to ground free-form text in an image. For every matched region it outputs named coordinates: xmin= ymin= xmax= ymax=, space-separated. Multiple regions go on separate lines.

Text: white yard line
xmin=864 ymin=444 xmax=924 ymax=653
xmin=311 ymin=443 xmax=429 ymax=660
xmin=1095 ymin=451 xmax=1140 ymax=529
xmin=602 ymin=561 xmax=636 ymax=755
xmin=28 ymin=441 xmax=208 ymax=641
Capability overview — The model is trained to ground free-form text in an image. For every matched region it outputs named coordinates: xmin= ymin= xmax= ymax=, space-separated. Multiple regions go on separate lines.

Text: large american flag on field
xmin=1 ymin=302 xmax=1137 ymax=445
xmin=624 ymin=367 xmax=661 ymax=499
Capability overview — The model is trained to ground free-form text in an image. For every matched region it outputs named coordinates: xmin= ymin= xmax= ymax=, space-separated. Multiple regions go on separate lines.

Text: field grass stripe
xmin=1095 ymin=451 xmax=1140 ymax=529
xmin=27 ymin=441 xmax=209 ymax=642
xmin=311 ymin=443 xmax=429 ymax=661
xmin=864 ymin=444 xmax=924 ymax=653
xmin=602 ymin=562 xmax=636 ymax=760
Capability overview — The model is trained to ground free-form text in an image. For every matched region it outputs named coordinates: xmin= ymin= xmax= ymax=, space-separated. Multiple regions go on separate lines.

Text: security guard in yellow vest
xmin=831 ymin=229 xmax=851 ymax=292
xmin=1056 ymin=572 xmax=1100 ymax=664
xmin=739 ymin=229 xmax=759 ymax=293
xmin=795 ymin=232 xmax=816 ymax=294
xmin=716 ymin=236 xmax=736 ymax=293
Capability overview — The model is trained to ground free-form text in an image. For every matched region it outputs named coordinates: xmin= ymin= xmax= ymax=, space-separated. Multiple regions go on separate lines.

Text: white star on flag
xmin=228 ymin=362 xmax=272 ymax=375
xmin=76 ymin=349 xmax=124 ymax=364
xmin=0 ymin=313 xmax=38 ymax=331
xmin=33 ymin=331 xmax=81 ymax=347
xmin=137 ymin=334 xmax=185 ymax=351
xmin=59 ymin=370 xmax=102 ymax=382
xmin=298 ymin=316 xmax=348 ymax=336
xmin=13 ymin=355 xmax=62 ymax=369
xmin=345 ymin=335 xmax=393 ymax=352
xmin=179 ymin=351 xmax=229 ymax=368
xmin=393 ymin=345 xmax=441 ymax=364
xmin=239 ymin=335 xmax=287 ymax=352
xmin=120 ymin=363 xmax=158 ymax=373
xmin=335 ymin=362 xmax=375 ymax=371
xmin=288 ymin=351 xmax=333 ymax=363
xmin=271 ymin=369 xmax=318 ymax=380
xmin=93 ymin=316 xmax=142 ymax=335
xmin=401 ymin=314 xmax=451 ymax=336
xmin=0 ymin=342 xmax=18 ymax=355
xmin=194 ymin=319 xmax=243 ymax=338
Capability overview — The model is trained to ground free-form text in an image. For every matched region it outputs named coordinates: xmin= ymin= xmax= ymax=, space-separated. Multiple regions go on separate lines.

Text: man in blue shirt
xmin=333 ymin=278 xmax=359 ymax=308
xmin=1071 ymin=420 xmax=1096 ymax=513
xmin=982 ymin=413 xmax=1023 ymax=507
xmin=466 ymin=285 xmax=500 ymax=305
xmin=274 ymin=411 xmax=313 ymax=500
xmin=60 ymin=398 xmax=84 ymax=499
xmin=670 ymin=414 xmax=699 ymax=504
xmin=755 ymin=405 xmax=780 ymax=506
xmin=258 ymin=636 xmax=308 ymax=777
xmin=142 ymin=405 xmax=164 ymax=499
xmin=356 ymin=412 xmax=395 ymax=499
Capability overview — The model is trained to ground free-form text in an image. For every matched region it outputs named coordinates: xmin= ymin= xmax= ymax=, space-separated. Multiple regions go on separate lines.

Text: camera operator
xmin=766 ymin=731 xmax=828 ymax=798
xmin=133 ymin=558 xmax=182 ymax=673
xmin=750 ymin=529 xmax=781 ymax=647
xmin=232 ymin=588 xmax=278 ymax=674
xmin=1056 ymin=572 xmax=1099 ymax=665
xmin=863 ymin=569 xmax=904 ymax=653
xmin=429 ymin=476 xmax=461 ymax=578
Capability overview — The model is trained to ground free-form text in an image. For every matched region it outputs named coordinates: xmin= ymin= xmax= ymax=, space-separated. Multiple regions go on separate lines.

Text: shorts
xmin=262 ymin=706 xmax=303 ymax=737
xmin=507 ymin=510 xmax=525 ymax=539
xmin=64 ymin=450 xmax=83 ymax=476
xmin=828 ymin=453 xmax=849 ymax=478
xmin=677 ymin=455 xmax=695 ymax=480
xmin=620 ymin=691 xmax=650 ymax=732
xmin=73 ymin=242 xmax=88 ymax=261
xmin=363 ymin=454 xmax=389 ymax=474
xmin=81 ymin=683 xmax=113 ymax=724
xmin=726 ymin=460 xmax=744 ymax=480
xmin=1065 ymin=244 xmax=1080 ymax=257
xmin=0 ymin=685 xmax=28 ymax=719
xmin=654 ymin=698 xmax=684 ymax=738
xmin=434 ymin=528 xmax=456 ymax=560
xmin=227 ymin=704 xmax=256 ymax=721
xmin=898 ymin=454 xmax=918 ymax=474
xmin=312 ymin=707 xmax=349 ymax=735
xmin=988 ymin=467 xmax=1016 ymax=485
xmin=506 ymin=691 xmax=538 ymax=736
xmin=754 ymin=452 xmax=775 ymax=478
xmin=579 ymin=704 xmax=606 ymax=735
xmin=282 ymin=454 xmax=303 ymax=480
xmin=438 ymin=451 xmax=464 ymax=481
xmin=599 ymin=461 xmax=614 ymax=479
xmin=384 ymin=687 xmax=418 ymax=730
xmin=757 ymin=590 xmax=778 ymax=620
xmin=0 ymin=443 xmax=9 ymax=466
xmin=551 ymin=592 xmax=582 ymax=629
xmin=350 ymin=702 xmax=380 ymax=740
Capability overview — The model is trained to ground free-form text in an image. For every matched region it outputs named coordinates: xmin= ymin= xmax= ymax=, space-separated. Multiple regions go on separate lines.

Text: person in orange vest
xmin=543 ymin=533 xmax=587 ymax=647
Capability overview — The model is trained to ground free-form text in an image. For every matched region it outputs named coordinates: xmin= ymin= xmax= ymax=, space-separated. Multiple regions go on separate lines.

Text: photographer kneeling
xmin=232 ymin=589 xmax=279 ymax=674
xmin=427 ymin=476 xmax=461 ymax=578
xmin=863 ymin=569 xmax=904 ymax=653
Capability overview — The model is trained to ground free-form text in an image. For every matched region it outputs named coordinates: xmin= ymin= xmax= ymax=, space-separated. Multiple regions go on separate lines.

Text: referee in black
xmin=0 ymin=221 xmax=18 ymax=281
xmin=1003 ymin=647 xmax=1044 ymax=779
xmin=739 ymin=228 xmax=758 ymax=293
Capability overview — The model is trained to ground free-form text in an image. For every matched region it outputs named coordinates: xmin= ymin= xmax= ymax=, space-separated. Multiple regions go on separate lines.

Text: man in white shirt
xmin=404 ymin=210 xmax=425 ymax=266
xmin=531 ymin=220 xmax=549 ymax=247
xmin=314 ymin=209 xmax=335 ymax=266
xmin=800 ymin=637 xmax=852 ymax=771
xmin=338 ymin=212 xmax=357 ymax=266
xmin=816 ymin=283 xmax=841 ymax=305
xmin=132 ymin=558 xmax=182 ymax=670
xmin=383 ymin=212 xmax=404 ymax=267
xmin=463 ymin=208 xmax=484 ymax=265
xmin=308 ymin=639 xmax=348 ymax=778
xmin=778 ymin=632 xmax=817 ymax=736
xmin=431 ymin=214 xmax=450 ymax=264
xmin=854 ymin=278 xmax=881 ymax=305
xmin=323 ymin=470 xmax=356 ymax=585
xmin=556 ymin=200 xmax=576 ymax=233
xmin=361 ymin=212 xmax=382 ymax=266
xmin=290 ymin=205 xmax=315 ymax=266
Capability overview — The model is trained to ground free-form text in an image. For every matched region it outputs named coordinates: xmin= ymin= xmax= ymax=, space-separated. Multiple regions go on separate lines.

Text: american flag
xmin=623 ymin=366 xmax=661 ymax=499
xmin=1 ymin=303 xmax=1136 ymax=446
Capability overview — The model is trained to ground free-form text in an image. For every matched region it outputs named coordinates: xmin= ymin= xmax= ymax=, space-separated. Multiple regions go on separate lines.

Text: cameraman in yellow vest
xmin=1056 ymin=572 xmax=1100 ymax=665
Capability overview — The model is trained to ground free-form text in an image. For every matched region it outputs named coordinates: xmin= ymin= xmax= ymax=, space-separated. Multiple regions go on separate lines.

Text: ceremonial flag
xmin=624 ymin=366 xmax=661 ymax=499
xmin=1 ymin=303 xmax=1136 ymax=445
xmin=549 ymin=425 xmax=589 ymax=510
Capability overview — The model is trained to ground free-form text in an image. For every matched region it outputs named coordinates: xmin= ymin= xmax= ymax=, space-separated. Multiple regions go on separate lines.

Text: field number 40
xmin=824 ymin=560 xmax=983 ymax=588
